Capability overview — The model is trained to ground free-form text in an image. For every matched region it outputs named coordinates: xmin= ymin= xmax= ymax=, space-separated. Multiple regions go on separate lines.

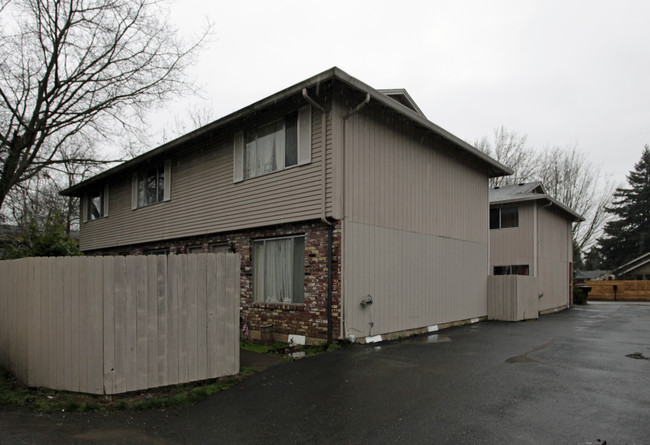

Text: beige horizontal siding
xmin=80 ymin=108 xmax=334 ymax=251
xmin=343 ymin=222 xmax=488 ymax=338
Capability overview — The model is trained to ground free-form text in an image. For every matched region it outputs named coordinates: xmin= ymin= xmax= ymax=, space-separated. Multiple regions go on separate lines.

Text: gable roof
xmin=489 ymin=182 xmax=584 ymax=222
xmin=62 ymin=67 xmax=512 ymax=196
xmin=610 ymin=252 xmax=650 ymax=277
xmin=377 ymin=89 xmax=425 ymax=117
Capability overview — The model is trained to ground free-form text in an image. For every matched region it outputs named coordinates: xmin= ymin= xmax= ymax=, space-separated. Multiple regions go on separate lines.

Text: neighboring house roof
xmin=489 ymin=182 xmax=584 ymax=222
xmin=574 ymin=269 xmax=608 ymax=281
xmin=61 ymin=67 xmax=512 ymax=197
xmin=609 ymin=251 xmax=650 ymax=277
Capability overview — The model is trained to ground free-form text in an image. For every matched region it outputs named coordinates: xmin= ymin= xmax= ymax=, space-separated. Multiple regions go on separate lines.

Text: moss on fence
xmin=0 ymin=366 xmax=257 ymax=413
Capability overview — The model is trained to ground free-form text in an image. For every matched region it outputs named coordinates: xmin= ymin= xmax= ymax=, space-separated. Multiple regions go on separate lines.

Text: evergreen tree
xmin=598 ymin=145 xmax=650 ymax=268
xmin=4 ymin=210 xmax=81 ymax=259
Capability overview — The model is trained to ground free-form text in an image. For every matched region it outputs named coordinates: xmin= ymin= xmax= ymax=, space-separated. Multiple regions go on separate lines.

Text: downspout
xmin=302 ymin=88 xmax=335 ymax=343
xmin=302 ymin=89 xmax=329 ymax=227
xmin=340 ymin=93 xmax=371 ymax=342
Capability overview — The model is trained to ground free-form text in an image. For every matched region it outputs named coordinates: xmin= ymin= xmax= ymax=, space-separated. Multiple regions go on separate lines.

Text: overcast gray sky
xmin=158 ymin=0 xmax=650 ymax=186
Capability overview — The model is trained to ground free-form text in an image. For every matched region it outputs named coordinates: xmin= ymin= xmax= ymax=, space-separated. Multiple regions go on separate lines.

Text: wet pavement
xmin=1 ymin=302 xmax=649 ymax=444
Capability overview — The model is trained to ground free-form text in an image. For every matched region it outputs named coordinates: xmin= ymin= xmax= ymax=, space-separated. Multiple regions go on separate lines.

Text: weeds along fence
xmin=0 ymin=253 xmax=240 ymax=395
xmin=585 ymin=280 xmax=650 ymax=301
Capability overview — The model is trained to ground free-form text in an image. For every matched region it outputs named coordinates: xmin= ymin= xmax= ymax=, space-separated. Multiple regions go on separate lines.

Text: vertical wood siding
xmin=342 ymin=106 xmax=488 ymax=243
xmin=339 ymin=100 xmax=491 ymax=337
xmin=79 ymin=108 xmax=333 ymax=251
xmin=343 ymin=222 xmax=488 ymax=337
xmin=537 ymin=207 xmax=572 ymax=311
xmin=0 ymin=254 xmax=239 ymax=395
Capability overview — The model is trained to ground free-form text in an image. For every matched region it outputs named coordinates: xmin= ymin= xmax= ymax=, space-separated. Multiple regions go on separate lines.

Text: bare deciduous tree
xmin=476 ymin=127 xmax=613 ymax=257
xmin=475 ymin=126 xmax=539 ymax=187
xmin=536 ymin=146 xmax=614 ymax=253
xmin=4 ymin=138 xmax=105 ymax=234
xmin=158 ymin=101 xmax=215 ymax=144
xmin=0 ymin=0 xmax=209 ymax=211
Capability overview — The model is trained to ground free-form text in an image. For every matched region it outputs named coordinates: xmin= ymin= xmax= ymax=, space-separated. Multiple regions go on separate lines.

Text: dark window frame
xmin=144 ymin=248 xmax=170 ymax=256
xmin=493 ymin=264 xmax=530 ymax=276
xmin=87 ymin=190 xmax=104 ymax=221
xmin=490 ymin=205 xmax=519 ymax=229
xmin=137 ymin=164 xmax=165 ymax=207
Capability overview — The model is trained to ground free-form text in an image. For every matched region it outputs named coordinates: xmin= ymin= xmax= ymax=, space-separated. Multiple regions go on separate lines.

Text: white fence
xmin=0 ymin=253 xmax=240 ymax=395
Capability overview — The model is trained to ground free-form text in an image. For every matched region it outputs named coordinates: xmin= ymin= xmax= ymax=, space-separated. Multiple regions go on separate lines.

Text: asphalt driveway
xmin=1 ymin=302 xmax=649 ymax=444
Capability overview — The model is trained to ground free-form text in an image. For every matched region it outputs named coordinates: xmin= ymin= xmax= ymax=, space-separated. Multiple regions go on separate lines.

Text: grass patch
xmin=241 ymin=339 xmax=346 ymax=359
xmin=240 ymin=340 xmax=289 ymax=354
xmin=0 ymin=366 xmax=258 ymax=414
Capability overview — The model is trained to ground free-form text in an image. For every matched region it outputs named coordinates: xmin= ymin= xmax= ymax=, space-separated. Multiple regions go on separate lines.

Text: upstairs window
xmin=131 ymin=160 xmax=171 ymax=209
xmin=233 ymin=105 xmax=312 ymax=182
xmin=138 ymin=166 xmax=164 ymax=206
xmin=82 ymin=185 xmax=109 ymax=222
xmin=88 ymin=191 xmax=104 ymax=220
xmin=490 ymin=206 xmax=519 ymax=229
xmin=245 ymin=113 xmax=297 ymax=179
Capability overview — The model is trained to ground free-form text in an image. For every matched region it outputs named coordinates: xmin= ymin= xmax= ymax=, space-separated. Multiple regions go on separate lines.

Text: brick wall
xmin=87 ymin=219 xmax=342 ymax=342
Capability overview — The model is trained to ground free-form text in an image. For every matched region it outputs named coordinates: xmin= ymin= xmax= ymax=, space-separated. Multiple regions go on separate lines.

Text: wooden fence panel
xmin=0 ymin=254 xmax=240 ymax=395
xmin=156 ymin=254 xmax=168 ymax=388
xmin=585 ymin=280 xmax=650 ymax=301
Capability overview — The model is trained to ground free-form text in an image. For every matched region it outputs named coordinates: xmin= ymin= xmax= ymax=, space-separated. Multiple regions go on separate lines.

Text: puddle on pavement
xmin=505 ymin=354 xmax=540 ymax=364
xmin=426 ymin=334 xmax=451 ymax=344
xmin=409 ymin=334 xmax=451 ymax=344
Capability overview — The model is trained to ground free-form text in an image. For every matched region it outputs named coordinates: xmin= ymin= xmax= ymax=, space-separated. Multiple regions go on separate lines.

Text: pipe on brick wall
xmin=303 ymin=88 xmax=336 ymax=343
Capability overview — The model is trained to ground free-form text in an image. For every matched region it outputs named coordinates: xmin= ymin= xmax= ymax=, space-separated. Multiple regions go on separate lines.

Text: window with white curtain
xmin=253 ymin=235 xmax=305 ymax=304
xmin=244 ymin=112 xmax=298 ymax=179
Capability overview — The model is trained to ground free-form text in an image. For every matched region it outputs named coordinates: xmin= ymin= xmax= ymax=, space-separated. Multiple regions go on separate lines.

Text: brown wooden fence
xmin=584 ymin=280 xmax=650 ymax=301
xmin=0 ymin=253 xmax=240 ymax=395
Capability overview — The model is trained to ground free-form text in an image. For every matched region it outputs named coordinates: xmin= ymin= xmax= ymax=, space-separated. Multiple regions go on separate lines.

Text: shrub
xmin=573 ymin=286 xmax=588 ymax=305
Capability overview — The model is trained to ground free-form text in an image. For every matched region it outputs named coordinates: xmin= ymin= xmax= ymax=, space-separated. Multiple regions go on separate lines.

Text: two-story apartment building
xmin=489 ymin=182 xmax=583 ymax=314
xmin=62 ymin=67 xmax=512 ymax=343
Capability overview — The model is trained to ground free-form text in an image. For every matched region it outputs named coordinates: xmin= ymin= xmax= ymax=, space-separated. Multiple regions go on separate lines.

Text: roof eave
xmin=331 ymin=69 xmax=512 ymax=178
xmin=62 ymin=66 xmax=512 ymax=195
xmin=490 ymin=194 xmax=584 ymax=222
